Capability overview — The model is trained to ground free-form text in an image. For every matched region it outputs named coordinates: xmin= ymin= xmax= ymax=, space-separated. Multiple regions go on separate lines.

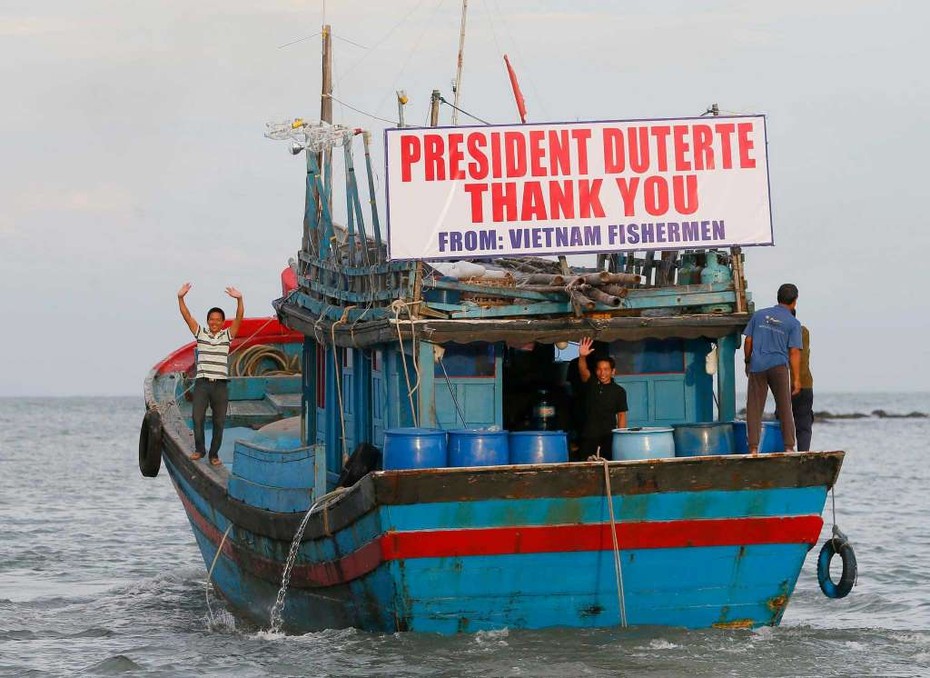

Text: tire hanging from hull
xmin=139 ymin=409 xmax=163 ymax=477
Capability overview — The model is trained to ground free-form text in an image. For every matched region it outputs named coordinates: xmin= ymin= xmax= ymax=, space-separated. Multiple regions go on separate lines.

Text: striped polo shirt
xmin=195 ymin=326 xmax=231 ymax=380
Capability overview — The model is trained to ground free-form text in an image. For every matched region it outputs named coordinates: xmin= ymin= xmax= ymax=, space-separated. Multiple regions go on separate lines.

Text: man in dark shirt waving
xmin=577 ymin=337 xmax=628 ymax=459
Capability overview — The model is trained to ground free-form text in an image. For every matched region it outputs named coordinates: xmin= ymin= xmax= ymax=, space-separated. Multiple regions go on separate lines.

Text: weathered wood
xmin=519 ymin=273 xmax=565 ymax=286
xmin=581 ymin=285 xmax=622 ymax=307
xmin=600 ymin=284 xmax=630 ymax=298
xmin=569 ymin=289 xmax=597 ymax=311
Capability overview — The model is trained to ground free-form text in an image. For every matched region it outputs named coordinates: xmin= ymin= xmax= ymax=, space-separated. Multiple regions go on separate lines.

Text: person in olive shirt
xmin=577 ymin=337 xmax=628 ymax=459
xmin=791 ymin=316 xmax=814 ymax=451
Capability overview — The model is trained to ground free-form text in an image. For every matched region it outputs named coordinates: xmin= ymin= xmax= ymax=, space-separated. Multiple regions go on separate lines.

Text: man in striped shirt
xmin=177 ymin=282 xmax=244 ymax=466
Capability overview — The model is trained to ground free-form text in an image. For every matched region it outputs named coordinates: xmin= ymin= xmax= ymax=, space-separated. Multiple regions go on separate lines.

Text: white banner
xmin=384 ymin=115 xmax=772 ymax=261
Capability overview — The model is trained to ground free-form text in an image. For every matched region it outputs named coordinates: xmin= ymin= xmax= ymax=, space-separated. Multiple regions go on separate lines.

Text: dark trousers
xmin=747 ymin=365 xmax=796 ymax=451
xmin=792 ymin=388 xmax=814 ymax=451
xmin=192 ymin=378 xmax=229 ymax=458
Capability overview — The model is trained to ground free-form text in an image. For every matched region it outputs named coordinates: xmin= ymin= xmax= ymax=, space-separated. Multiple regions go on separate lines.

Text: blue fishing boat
xmin=140 ymin=26 xmax=854 ymax=634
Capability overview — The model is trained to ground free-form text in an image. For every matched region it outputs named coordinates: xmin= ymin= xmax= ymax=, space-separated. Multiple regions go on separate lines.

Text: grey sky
xmin=1 ymin=0 xmax=926 ymax=396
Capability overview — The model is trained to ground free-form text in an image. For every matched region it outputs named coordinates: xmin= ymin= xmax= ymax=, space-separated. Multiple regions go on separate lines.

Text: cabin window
xmin=434 ymin=343 xmax=496 ymax=378
xmin=372 ymin=349 xmax=381 ymax=372
xmin=611 ymin=339 xmax=685 ymax=375
xmin=343 ymin=348 xmax=353 ymax=369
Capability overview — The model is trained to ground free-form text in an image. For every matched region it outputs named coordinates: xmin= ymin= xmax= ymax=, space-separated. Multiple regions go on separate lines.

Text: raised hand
xmin=579 ymin=337 xmax=594 ymax=357
xmin=177 ymin=282 xmax=192 ymax=298
xmin=225 ymin=286 xmax=242 ymax=299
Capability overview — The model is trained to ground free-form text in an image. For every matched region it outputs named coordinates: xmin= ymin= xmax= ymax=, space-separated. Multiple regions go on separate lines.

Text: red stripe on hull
xmin=379 ymin=516 xmax=823 ymax=560
xmin=171 ymin=476 xmax=821 ymax=590
xmin=173 ymin=480 xmax=383 ymax=588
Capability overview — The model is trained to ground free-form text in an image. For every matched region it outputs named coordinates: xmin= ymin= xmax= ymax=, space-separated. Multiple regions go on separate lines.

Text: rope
xmin=205 ymin=523 xmax=233 ymax=626
xmin=438 ymin=353 xmax=466 ymax=426
xmin=390 ymin=300 xmax=419 ymax=427
xmin=596 ymin=448 xmax=628 ymax=628
xmin=438 ymin=95 xmax=492 ymax=124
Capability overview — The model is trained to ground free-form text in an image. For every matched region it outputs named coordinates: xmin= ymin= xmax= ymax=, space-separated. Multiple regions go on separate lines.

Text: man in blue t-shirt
xmin=742 ymin=283 xmax=803 ymax=454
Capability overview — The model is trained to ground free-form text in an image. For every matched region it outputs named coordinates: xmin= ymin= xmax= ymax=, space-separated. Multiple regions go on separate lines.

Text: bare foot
xmin=191 ymin=452 xmax=204 ymax=461
xmin=209 ymin=457 xmax=222 ymax=466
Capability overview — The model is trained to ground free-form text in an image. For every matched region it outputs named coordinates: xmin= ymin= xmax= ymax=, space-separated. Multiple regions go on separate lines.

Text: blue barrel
xmin=731 ymin=420 xmax=748 ymax=453
xmin=612 ymin=427 xmax=675 ymax=461
xmin=447 ymin=429 xmax=509 ymax=467
xmin=672 ymin=422 xmax=736 ymax=457
xmin=508 ymin=431 xmax=568 ymax=464
xmin=731 ymin=420 xmax=785 ymax=453
xmin=760 ymin=421 xmax=786 ymax=453
xmin=382 ymin=428 xmax=448 ymax=470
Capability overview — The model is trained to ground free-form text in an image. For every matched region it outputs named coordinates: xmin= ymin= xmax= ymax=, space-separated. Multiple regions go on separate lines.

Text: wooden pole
xmin=451 ymin=0 xmax=469 ymax=125
xmin=429 ymin=89 xmax=441 ymax=127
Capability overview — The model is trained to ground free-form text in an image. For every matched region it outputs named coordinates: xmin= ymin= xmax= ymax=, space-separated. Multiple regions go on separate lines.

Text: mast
xmin=320 ymin=24 xmax=333 ymax=217
xmin=320 ymin=24 xmax=333 ymax=124
xmin=451 ymin=0 xmax=469 ymax=125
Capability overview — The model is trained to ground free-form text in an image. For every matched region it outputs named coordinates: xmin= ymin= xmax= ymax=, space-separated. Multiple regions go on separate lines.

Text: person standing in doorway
xmin=792 ymin=314 xmax=814 ymax=451
xmin=177 ymin=282 xmax=244 ymax=466
xmin=743 ymin=283 xmax=802 ymax=454
xmin=577 ymin=337 xmax=628 ymax=459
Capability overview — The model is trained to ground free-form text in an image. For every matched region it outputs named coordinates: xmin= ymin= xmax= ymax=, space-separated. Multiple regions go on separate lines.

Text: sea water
xmin=1 ymin=395 xmax=929 ymax=677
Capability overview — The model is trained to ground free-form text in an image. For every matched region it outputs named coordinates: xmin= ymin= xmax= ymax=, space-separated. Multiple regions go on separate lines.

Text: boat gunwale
xmin=147 ymin=367 xmax=843 ymax=546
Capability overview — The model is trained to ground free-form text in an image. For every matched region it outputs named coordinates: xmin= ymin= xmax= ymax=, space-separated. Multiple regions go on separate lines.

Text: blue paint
xmin=731 ymin=420 xmax=787 ymax=453
xmin=391 ymin=543 xmax=807 ymax=632
xmin=447 ymin=429 xmax=509 ymax=467
xmin=760 ymin=421 xmax=786 ymax=453
xmin=611 ymin=427 xmax=675 ymax=460
xmin=382 ymin=428 xmax=448 ymax=469
xmin=381 ymin=487 xmax=828 ymax=531
xmin=673 ymin=422 xmax=736 ymax=456
xmin=508 ymin=431 xmax=568 ymax=464
xmin=164 ymin=451 xmax=827 ymax=634
xmin=732 ymin=420 xmax=748 ymax=453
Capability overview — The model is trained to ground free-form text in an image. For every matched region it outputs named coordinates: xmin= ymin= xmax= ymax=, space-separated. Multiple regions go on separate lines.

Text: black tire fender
xmin=817 ymin=535 xmax=857 ymax=599
xmin=139 ymin=410 xmax=163 ymax=478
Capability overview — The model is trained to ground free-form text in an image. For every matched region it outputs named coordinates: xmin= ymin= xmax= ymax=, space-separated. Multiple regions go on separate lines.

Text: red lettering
xmin=464 ymin=183 xmax=487 ymax=223
xmin=673 ymin=175 xmax=699 ymax=214
xmin=673 ymin=125 xmax=691 ymax=171
xmin=615 ymin=177 xmax=639 ymax=217
xmin=715 ymin=123 xmax=736 ymax=169
xmin=504 ymin=132 xmax=526 ymax=178
xmin=529 ymin=130 xmax=546 ymax=177
xmin=423 ymin=134 xmax=445 ymax=181
xmin=628 ymin=127 xmax=650 ymax=173
xmin=737 ymin=122 xmax=756 ymax=168
xmin=447 ymin=133 xmax=465 ymax=180
xmin=548 ymin=130 xmax=571 ymax=176
xmin=692 ymin=124 xmax=714 ymax=170
xmin=650 ymin=126 xmax=670 ymax=172
xmin=549 ymin=180 xmax=574 ymax=219
xmin=578 ymin=179 xmax=605 ymax=219
xmin=520 ymin=181 xmax=547 ymax=220
xmin=602 ymin=128 xmax=625 ymax=173
xmin=570 ymin=129 xmax=592 ymax=174
xmin=491 ymin=132 xmax=503 ymax=179
xmin=400 ymin=135 xmax=420 ymax=182
xmin=466 ymin=132 xmax=488 ymax=180
xmin=491 ymin=182 xmax=518 ymax=222
xmin=643 ymin=176 xmax=669 ymax=216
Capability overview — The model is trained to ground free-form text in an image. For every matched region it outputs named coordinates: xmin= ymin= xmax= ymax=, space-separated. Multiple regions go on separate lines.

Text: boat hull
xmin=162 ymin=437 xmax=840 ymax=634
